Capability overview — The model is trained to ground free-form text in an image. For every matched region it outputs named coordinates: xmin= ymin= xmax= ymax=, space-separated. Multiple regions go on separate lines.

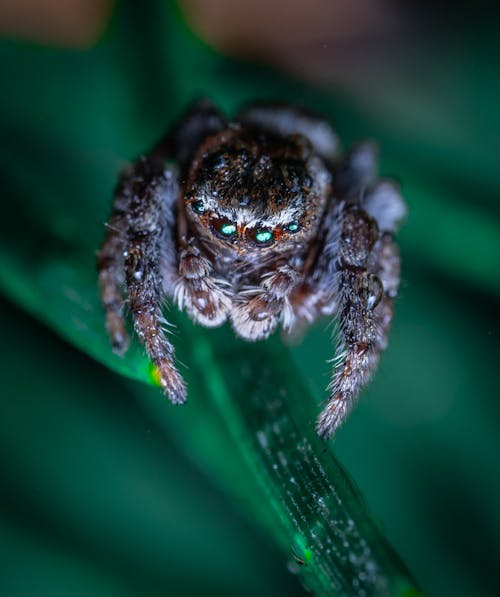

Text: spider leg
xmin=97 ymin=174 xmax=135 ymax=354
xmin=332 ymin=142 xmax=379 ymax=199
xmin=124 ymin=158 xmax=187 ymax=403
xmin=316 ymin=201 xmax=401 ymax=439
xmin=231 ymin=264 xmax=299 ymax=340
xmin=362 ymin=179 xmax=407 ymax=234
xmin=160 ymin=99 xmax=226 ymax=174
xmin=98 ymin=153 xmax=186 ymax=403
xmin=175 ymin=239 xmax=231 ymax=327
xmin=98 ymin=102 xmax=228 ymax=401
xmin=237 ymin=102 xmax=340 ymax=162
xmin=332 ymin=142 xmax=407 ymax=233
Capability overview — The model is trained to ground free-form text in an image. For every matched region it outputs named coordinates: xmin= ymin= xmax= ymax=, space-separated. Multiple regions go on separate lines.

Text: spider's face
xmin=184 ymin=127 xmax=331 ymax=255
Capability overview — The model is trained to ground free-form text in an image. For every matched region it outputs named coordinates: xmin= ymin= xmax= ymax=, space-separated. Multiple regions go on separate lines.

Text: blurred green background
xmin=1 ymin=1 xmax=499 ymax=595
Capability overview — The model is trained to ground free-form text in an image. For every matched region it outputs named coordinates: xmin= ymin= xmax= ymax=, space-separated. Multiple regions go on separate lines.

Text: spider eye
xmin=286 ymin=222 xmax=301 ymax=233
xmin=220 ymin=222 xmax=237 ymax=236
xmin=247 ymin=227 xmax=275 ymax=247
xmin=212 ymin=218 xmax=238 ymax=239
xmin=255 ymin=229 xmax=274 ymax=243
xmin=191 ymin=200 xmax=205 ymax=214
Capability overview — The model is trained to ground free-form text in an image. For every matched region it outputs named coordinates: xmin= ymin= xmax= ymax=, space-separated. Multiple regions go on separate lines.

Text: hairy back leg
xmin=237 ymin=103 xmax=340 ymax=162
xmin=98 ymin=181 xmax=132 ymax=354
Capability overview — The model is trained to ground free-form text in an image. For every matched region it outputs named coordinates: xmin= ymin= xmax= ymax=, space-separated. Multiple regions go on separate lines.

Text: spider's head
xmin=184 ymin=127 xmax=331 ymax=255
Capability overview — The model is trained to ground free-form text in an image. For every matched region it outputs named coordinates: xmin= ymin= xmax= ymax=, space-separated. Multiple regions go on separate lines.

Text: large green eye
xmin=212 ymin=218 xmax=238 ymax=240
xmin=255 ymin=229 xmax=274 ymax=244
xmin=191 ymin=200 xmax=205 ymax=214
xmin=286 ymin=222 xmax=300 ymax=233
xmin=220 ymin=222 xmax=237 ymax=236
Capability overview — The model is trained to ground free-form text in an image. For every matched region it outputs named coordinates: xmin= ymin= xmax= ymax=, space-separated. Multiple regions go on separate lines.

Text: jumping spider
xmin=98 ymin=101 xmax=406 ymax=439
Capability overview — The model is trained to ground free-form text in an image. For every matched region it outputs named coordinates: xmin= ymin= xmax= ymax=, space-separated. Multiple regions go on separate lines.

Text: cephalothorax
xmin=98 ymin=101 xmax=406 ymax=438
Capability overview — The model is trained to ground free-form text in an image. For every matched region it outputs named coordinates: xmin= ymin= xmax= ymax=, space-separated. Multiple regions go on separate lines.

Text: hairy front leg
xmin=98 ymin=156 xmax=173 ymax=354
xmin=99 ymin=102 xmax=228 ymax=401
xmin=99 ymin=154 xmax=186 ymax=403
xmin=98 ymin=130 xmax=178 ymax=356
xmin=125 ymin=161 xmax=186 ymax=403
xmin=317 ymin=204 xmax=390 ymax=439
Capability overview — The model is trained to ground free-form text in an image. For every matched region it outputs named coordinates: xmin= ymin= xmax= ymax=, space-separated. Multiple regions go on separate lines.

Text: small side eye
xmin=286 ymin=222 xmax=301 ymax=233
xmin=191 ymin=200 xmax=205 ymax=214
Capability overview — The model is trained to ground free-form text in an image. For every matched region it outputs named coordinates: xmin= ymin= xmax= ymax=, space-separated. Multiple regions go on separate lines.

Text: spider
xmin=97 ymin=101 xmax=406 ymax=439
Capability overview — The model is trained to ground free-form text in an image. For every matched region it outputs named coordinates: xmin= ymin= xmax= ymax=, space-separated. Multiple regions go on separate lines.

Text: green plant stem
xmin=188 ymin=326 xmax=419 ymax=596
